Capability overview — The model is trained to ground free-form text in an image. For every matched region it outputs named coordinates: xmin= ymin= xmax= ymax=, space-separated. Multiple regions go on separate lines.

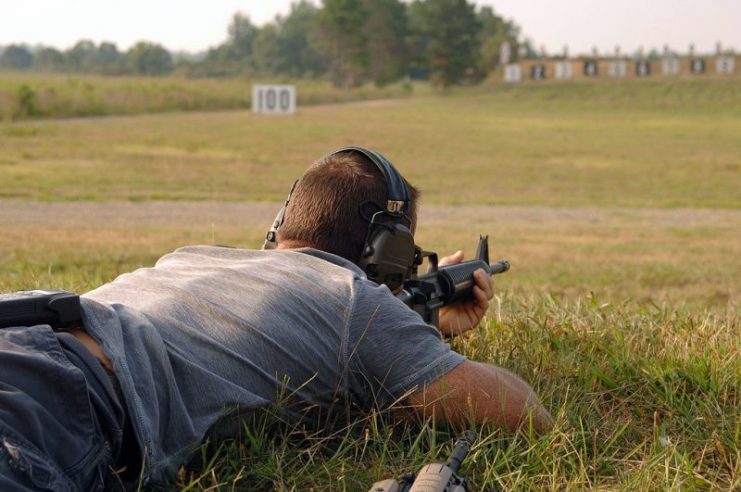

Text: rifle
xmin=396 ymin=236 xmax=509 ymax=328
xmin=369 ymin=431 xmax=476 ymax=492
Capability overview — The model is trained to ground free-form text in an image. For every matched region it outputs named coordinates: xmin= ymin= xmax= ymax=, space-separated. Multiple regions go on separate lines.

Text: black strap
xmin=330 ymin=146 xmax=410 ymax=214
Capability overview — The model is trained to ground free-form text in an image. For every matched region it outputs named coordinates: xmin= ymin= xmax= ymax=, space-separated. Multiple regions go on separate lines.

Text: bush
xmin=13 ymin=84 xmax=38 ymax=119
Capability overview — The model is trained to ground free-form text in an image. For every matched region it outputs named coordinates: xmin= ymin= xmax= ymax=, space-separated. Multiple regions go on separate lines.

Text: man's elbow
xmin=404 ymin=361 xmax=555 ymax=435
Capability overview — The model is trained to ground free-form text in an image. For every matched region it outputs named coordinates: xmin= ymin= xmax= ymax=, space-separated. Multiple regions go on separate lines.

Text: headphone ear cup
xmin=358 ymin=222 xmax=416 ymax=290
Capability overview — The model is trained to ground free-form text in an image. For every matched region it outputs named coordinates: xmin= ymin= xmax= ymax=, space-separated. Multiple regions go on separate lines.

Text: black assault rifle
xmin=396 ymin=236 xmax=509 ymax=328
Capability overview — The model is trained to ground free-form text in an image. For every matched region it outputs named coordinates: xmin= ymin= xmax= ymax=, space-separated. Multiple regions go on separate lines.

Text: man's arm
xmin=418 ymin=251 xmax=553 ymax=433
xmin=404 ymin=360 xmax=555 ymax=434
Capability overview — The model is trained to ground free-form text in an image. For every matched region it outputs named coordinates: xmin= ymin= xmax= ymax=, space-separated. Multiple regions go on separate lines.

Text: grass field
xmin=0 ymin=71 xmax=415 ymax=120
xmin=0 ymin=78 xmax=739 ymax=490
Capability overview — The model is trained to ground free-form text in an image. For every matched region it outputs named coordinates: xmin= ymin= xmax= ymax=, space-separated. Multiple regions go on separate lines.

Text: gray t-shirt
xmin=81 ymin=246 xmax=465 ymax=482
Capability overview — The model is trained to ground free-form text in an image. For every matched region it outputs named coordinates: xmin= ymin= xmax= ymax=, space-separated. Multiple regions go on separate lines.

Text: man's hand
xmin=437 ymin=250 xmax=494 ymax=337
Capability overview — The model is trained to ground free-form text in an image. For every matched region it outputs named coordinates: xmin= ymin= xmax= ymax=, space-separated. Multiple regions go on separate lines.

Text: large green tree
xmin=316 ymin=0 xmax=369 ymax=87
xmin=251 ymin=24 xmax=281 ymax=75
xmin=95 ymin=42 xmax=123 ymax=74
xmin=126 ymin=42 xmax=173 ymax=75
xmin=406 ymin=2 xmax=430 ymax=80
xmin=362 ymin=0 xmax=408 ymax=86
xmin=226 ymin=12 xmax=257 ymax=61
xmin=65 ymin=40 xmax=97 ymax=72
xmin=413 ymin=0 xmax=480 ymax=88
xmin=252 ymin=1 xmax=326 ymax=78
xmin=34 ymin=47 xmax=65 ymax=71
xmin=201 ymin=13 xmax=257 ymax=75
xmin=0 ymin=45 xmax=34 ymax=69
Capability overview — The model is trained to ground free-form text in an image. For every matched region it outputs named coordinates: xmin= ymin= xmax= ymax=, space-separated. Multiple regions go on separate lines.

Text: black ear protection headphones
xmin=263 ymin=146 xmax=419 ymax=290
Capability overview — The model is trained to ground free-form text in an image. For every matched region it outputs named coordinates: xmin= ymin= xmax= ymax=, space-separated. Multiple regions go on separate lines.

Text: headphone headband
xmin=330 ymin=146 xmax=410 ymax=215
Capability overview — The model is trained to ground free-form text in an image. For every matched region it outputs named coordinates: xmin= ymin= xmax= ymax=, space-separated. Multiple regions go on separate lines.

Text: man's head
xmin=276 ymin=148 xmax=420 ymax=270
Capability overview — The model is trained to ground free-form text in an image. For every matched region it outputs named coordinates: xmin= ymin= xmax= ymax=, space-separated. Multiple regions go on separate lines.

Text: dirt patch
xmin=1 ymin=200 xmax=738 ymax=229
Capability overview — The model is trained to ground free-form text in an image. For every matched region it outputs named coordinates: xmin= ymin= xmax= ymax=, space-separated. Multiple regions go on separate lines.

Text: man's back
xmin=81 ymin=245 xmax=464 ymax=481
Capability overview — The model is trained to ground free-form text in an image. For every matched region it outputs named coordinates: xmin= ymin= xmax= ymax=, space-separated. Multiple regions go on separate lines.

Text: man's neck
xmin=275 ymin=240 xmax=312 ymax=250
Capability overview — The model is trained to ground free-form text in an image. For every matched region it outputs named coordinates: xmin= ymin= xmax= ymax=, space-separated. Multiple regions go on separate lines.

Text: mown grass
xmin=163 ymin=295 xmax=738 ymax=491
xmin=0 ymin=72 xmax=415 ymax=120
xmin=3 ymin=203 xmax=737 ymax=308
xmin=1 ymin=78 xmax=739 ymax=208
xmin=0 ymin=78 xmax=739 ymax=490
xmin=1 ymin=205 xmax=737 ymax=490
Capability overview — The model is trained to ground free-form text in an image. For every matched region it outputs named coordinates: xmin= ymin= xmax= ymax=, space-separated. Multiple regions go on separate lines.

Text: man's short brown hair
xmin=277 ymin=150 xmax=419 ymax=264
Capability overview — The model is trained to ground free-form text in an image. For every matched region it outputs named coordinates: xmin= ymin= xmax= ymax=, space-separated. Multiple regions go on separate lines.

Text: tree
xmin=316 ymin=0 xmax=370 ymax=87
xmin=0 ymin=44 xmax=34 ymax=69
xmin=198 ymin=45 xmax=235 ymax=76
xmin=477 ymin=6 xmax=521 ymax=76
xmin=414 ymin=0 xmax=480 ymax=88
xmin=362 ymin=0 xmax=408 ymax=85
xmin=278 ymin=1 xmax=327 ymax=77
xmin=200 ymin=12 xmax=257 ymax=75
xmin=95 ymin=42 xmax=122 ymax=74
xmin=34 ymin=47 xmax=65 ymax=71
xmin=251 ymin=24 xmax=281 ymax=76
xmin=226 ymin=12 xmax=257 ymax=61
xmin=252 ymin=1 xmax=327 ymax=78
xmin=126 ymin=42 xmax=173 ymax=75
xmin=65 ymin=39 xmax=97 ymax=71
xmin=406 ymin=1 xmax=431 ymax=80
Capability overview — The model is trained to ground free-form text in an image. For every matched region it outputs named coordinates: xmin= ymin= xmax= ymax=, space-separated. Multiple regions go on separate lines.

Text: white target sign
xmin=716 ymin=57 xmax=735 ymax=74
xmin=661 ymin=58 xmax=680 ymax=76
xmin=504 ymin=64 xmax=522 ymax=82
xmin=554 ymin=62 xmax=572 ymax=79
xmin=609 ymin=61 xmax=627 ymax=77
xmin=252 ymin=85 xmax=296 ymax=114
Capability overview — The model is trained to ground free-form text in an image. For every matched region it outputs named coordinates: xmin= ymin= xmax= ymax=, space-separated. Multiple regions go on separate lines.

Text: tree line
xmin=0 ymin=0 xmax=529 ymax=88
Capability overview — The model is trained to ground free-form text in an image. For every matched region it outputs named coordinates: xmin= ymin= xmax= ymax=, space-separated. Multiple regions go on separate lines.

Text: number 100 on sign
xmin=252 ymin=85 xmax=296 ymax=114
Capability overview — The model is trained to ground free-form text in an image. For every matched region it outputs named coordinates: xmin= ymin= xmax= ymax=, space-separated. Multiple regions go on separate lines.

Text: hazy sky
xmin=2 ymin=0 xmax=739 ymax=55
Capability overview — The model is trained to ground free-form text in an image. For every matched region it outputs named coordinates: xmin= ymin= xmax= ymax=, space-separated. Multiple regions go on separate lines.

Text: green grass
xmin=163 ymin=296 xmax=738 ymax=491
xmin=1 ymin=78 xmax=739 ymax=208
xmin=0 ymin=78 xmax=739 ymax=490
xmin=0 ymin=71 xmax=415 ymax=120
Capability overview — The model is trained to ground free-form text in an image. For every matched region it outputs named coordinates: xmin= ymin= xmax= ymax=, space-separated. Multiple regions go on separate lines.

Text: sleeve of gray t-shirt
xmin=345 ymin=279 xmax=466 ymax=410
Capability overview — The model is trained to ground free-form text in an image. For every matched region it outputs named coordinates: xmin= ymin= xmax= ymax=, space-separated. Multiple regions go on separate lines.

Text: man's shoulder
xmin=157 ymin=245 xmax=362 ymax=274
xmin=85 ymin=245 xmax=369 ymax=292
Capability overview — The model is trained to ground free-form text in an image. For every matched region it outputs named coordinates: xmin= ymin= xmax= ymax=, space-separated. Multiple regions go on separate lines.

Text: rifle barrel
xmin=489 ymin=260 xmax=510 ymax=275
xmin=445 ymin=431 xmax=476 ymax=473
